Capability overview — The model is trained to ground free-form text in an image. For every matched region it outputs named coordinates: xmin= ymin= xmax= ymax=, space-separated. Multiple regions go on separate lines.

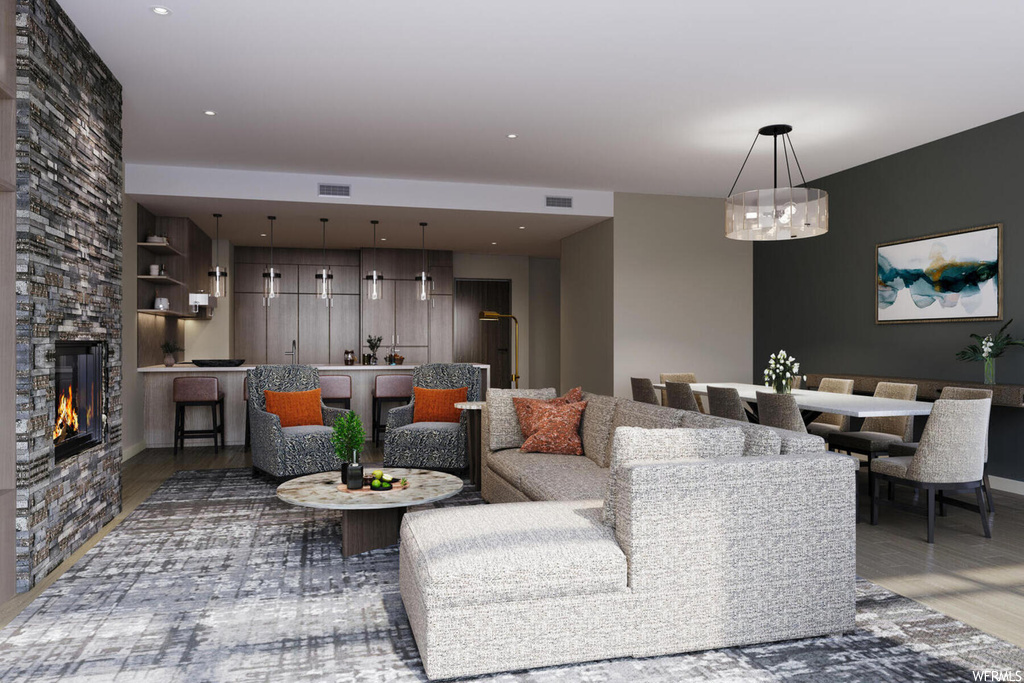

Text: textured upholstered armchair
xmin=384 ymin=363 xmax=481 ymax=471
xmin=247 ymin=365 xmax=348 ymax=479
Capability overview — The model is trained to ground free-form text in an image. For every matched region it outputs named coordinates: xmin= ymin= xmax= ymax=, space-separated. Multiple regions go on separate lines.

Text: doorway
xmin=455 ymin=279 xmax=512 ymax=389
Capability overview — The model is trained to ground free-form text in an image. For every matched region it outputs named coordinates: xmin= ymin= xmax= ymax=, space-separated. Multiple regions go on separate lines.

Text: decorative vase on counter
xmin=344 ymin=350 xmax=355 ymax=366
xmin=163 ymin=353 xmax=175 ymax=367
xmin=984 ymin=357 xmax=996 ymax=385
xmin=370 ymin=354 xmax=378 ymax=366
xmin=345 ymin=463 xmax=364 ymax=490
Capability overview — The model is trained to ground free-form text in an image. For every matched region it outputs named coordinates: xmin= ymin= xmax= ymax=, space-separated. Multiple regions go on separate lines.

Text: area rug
xmin=0 ymin=469 xmax=1021 ymax=682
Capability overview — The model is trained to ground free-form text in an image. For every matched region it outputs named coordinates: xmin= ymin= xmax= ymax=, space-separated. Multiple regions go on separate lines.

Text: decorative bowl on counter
xmin=191 ymin=359 xmax=246 ymax=367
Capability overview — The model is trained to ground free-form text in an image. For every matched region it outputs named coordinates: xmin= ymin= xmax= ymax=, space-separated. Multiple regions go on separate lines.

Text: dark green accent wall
xmin=753 ymin=112 xmax=1024 ymax=483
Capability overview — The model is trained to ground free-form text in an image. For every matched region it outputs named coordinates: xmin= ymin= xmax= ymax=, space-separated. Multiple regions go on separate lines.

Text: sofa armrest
xmin=387 ymin=402 xmax=415 ymax=432
xmin=322 ymin=403 xmax=348 ymax=427
xmin=250 ymin=407 xmax=285 ymax=469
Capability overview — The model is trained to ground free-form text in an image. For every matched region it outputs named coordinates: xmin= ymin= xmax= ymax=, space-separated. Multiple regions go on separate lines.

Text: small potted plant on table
xmin=160 ymin=341 xmax=183 ymax=367
xmin=332 ymin=411 xmax=366 ymax=489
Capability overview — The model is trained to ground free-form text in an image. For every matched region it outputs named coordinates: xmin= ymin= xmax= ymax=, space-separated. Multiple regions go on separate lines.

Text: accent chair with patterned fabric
xmin=383 ymin=363 xmax=481 ymax=471
xmin=247 ymin=365 xmax=349 ymax=479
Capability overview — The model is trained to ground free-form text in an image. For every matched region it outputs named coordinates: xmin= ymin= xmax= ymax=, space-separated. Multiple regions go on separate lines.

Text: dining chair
xmin=755 ymin=391 xmax=807 ymax=433
xmin=707 ymin=386 xmax=748 ymax=422
xmin=630 ymin=377 xmax=660 ymax=405
xmin=870 ymin=396 xmax=991 ymax=543
xmin=887 ymin=386 xmax=995 ymax=512
xmin=659 ymin=372 xmax=697 ymax=409
xmin=806 ymin=377 xmax=855 ymax=438
xmin=665 ymin=381 xmax=700 ymax=412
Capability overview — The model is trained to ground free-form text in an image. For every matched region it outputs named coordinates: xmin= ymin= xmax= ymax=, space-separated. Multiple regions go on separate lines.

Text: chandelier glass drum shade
xmin=724 ymin=124 xmax=828 ymax=241
xmin=263 ymin=215 xmax=282 ymax=305
xmin=364 ymin=220 xmax=384 ymax=301
xmin=413 ymin=221 xmax=432 ymax=302
xmin=208 ymin=213 xmax=227 ymax=298
xmin=315 ymin=218 xmax=333 ymax=307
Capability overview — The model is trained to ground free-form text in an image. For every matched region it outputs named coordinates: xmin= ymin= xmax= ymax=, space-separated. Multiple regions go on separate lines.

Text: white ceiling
xmin=132 ymin=195 xmax=603 ymax=258
xmin=62 ymin=1 xmax=1024 ymax=206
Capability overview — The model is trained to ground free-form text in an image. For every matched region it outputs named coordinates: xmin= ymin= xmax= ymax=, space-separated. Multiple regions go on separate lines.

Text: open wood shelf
xmin=137 ymin=275 xmax=187 ymax=287
xmin=136 ymin=241 xmax=183 ymax=256
xmin=137 ymin=308 xmax=187 ymax=318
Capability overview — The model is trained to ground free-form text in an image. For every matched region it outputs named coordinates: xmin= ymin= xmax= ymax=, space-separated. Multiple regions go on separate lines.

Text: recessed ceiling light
xmin=491 ymin=242 xmax=498 ymax=245
xmin=151 ymin=6 xmax=171 ymax=15
xmin=506 ymin=133 xmax=517 ymax=139
xmin=204 ymin=110 xmax=216 ymax=116
xmin=260 ymin=233 xmax=267 ymax=237
xmin=380 ymin=238 xmax=387 ymax=241
xmin=518 ymin=226 xmax=525 ymax=230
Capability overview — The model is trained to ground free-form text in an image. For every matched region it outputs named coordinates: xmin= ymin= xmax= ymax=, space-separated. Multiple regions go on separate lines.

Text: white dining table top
xmin=652 ymin=382 xmax=934 ymax=418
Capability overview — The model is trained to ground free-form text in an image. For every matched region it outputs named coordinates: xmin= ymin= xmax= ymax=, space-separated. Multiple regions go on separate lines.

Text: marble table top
xmin=454 ymin=401 xmax=486 ymax=410
xmin=276 ymin=468 xmax=463 ymax=511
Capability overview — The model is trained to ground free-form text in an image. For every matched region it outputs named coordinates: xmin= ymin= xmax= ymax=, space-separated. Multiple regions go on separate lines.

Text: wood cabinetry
xmin=233 ymin=293 xmax=267 ymax=364
xmin=267 ymin=293 xmax=299 ymax=364
xmin=136 ymin=213 xmax=214 ymax=319
xmin=429 ymin=295 xmax=454 ymax=363
xmin=329 ymin=295 xmax=360 ymax=362
xmin=395 ymin=280 xmax=429 ymax=347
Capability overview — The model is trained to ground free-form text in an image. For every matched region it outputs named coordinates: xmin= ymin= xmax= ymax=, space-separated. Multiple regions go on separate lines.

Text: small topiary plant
xmin=331 ymin=411 xmax=365 ymax=464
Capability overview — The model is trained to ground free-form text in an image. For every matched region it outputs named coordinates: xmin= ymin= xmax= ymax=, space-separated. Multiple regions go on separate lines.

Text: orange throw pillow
xmin=413 ymin=386 xmax=469 ymax=423
xmin=512 ymin=387 xmax=584 ymax=437
xmin=520 ymin=401 xmax=587 ymax=455
xmin=264 ymin=388 xmax=323 ymax=428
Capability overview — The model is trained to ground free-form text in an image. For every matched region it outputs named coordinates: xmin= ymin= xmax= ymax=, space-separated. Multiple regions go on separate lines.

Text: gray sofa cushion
xmin=763 ymin=425 xmax=826 ymax=454
xmin=400 ymin=500 xmax=626 ymax=608
xmin=604 ymin=401 xmax=687 ymax=467
xmin=679 ymin=411 xmax=782 ymax=457
xmin=488 ymin=450 xmax=597 ymax=489
xmin=580 ymin=393 xmax=620 ymax=468
xmin=519 ymin=463 xmax=610 ymax=502
xmin=604 ymin=426 xmax=745 ymax=527
xmin=486 ymin=388 xmax=557 ymax=451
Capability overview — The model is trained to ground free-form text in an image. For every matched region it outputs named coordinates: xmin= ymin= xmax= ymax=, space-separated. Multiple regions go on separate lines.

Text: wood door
xmin=234 ymin=263 xmax=266 ymax=293
xmin=298 ymin=294 xmax=330 ymax=364
xmin=361 ymin=279 xmax=395 ymax=348
xmin=329 ymin=295 xmax=360 ymax=363
xmin=233 ymin=292 xmax=267 ymax=364
xmin=395 ymin=279 xmax=429 ymax=347
xmin=267 ymin=293 xmax=299 ymax=364
xmin=455 ymin=279 xmax=511 ymax=389
xmin=429 ymin=294 xmax=453 ymax=363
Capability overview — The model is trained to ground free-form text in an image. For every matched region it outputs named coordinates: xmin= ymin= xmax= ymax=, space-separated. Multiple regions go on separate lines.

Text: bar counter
xmin=139 ymin=364 xmax=490 ymax=448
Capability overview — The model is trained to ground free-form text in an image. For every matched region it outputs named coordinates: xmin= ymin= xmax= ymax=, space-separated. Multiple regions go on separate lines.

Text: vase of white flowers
xmin=764 ymin=349 xmax=799 ymax=394
xmin=956 ymin=320 xmax=1024 ymax=386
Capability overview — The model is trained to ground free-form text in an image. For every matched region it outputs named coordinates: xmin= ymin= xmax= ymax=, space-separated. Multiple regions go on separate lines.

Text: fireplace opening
xmin=53 ymin=342 xmax=105 ymax=462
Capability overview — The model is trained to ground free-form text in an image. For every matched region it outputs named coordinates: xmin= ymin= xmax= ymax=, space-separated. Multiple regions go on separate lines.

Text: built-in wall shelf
xmin=138 ymin=274 xmax=187 ymax=288
xmin=136 ymin=241 xmax=183 ymax=256
xmin=137 ymin=308 xmax=186 ymax=318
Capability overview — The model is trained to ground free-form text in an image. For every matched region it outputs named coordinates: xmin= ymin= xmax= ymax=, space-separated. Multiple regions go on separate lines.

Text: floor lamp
xmin=478 ymin=310 xmax=519 ymax=388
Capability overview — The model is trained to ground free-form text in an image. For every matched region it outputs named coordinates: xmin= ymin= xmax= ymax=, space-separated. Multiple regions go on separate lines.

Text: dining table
xmin=652 ymin=382 xmax=934 ymax=425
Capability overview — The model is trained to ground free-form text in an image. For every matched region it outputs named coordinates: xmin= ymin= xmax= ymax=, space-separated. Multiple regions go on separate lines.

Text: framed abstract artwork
xmin=876 ymin=223 xmax=1002 ymax=324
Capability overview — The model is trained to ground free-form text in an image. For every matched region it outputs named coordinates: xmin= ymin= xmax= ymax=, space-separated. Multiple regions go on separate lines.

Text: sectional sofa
xmin=399 ymin=389 xmax=857 ymax=680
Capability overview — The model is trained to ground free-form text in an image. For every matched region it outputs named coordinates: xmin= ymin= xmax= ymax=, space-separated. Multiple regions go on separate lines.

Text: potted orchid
xmin=764 ymin=349 xmax=799 ymax=394
xmin=956 ymin=319 xmax=1024 ymax=385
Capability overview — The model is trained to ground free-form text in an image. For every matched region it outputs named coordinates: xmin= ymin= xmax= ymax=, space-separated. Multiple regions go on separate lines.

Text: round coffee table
xmin=276 ymin=468 xmax=463 ymax=557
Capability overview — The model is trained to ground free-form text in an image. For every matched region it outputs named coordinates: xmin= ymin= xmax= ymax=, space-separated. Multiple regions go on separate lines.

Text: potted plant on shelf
xmin=160 ymin=341 xmax=183 ymax=367
xmin=366 ymin=335 xmax=383 ymax=365
xmin=331 ymin=411 xmax=366 ymax=489
xmin=763 ymin=349 xmax=799 ymax=394
xmin=956 ymin=319 xmax=1024 ymax=385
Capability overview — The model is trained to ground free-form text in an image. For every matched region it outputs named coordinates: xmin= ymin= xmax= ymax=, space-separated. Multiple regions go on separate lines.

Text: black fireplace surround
xmin=53 ymin=342 xmax=105 ymax=462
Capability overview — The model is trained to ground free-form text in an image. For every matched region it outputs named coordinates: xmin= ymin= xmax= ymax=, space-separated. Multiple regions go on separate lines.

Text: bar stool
xmin=173 ymin=376 xmax=225 ymax=454
xmin=320 ymin=375 xmax=352 ymax=410
xmin=372 ymin=374 xmax=413 ymax=446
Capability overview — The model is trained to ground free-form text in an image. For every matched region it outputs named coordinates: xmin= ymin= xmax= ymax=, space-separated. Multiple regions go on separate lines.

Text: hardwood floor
xmin=1 ymin=447 xmax=1022 ymax=650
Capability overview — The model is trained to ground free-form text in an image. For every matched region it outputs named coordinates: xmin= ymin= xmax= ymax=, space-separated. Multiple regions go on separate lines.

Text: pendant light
xmin=364 ymin=220 xmax=384 ymax=301
xmin=414 ymin=221 xmax=432 ymax=302
xmin=724 ymin=124 xmax=828 ymax=241
xmin=262 ymin=215 xmax=281 ymax=306
xmin=207 ymin=213 xmax=227 ymax=298
xmin=314 ymin=218 xmax=333 ymax=307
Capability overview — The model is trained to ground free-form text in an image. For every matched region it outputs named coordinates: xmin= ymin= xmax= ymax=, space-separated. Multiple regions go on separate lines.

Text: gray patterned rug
xmin=0 ymin=469 xmax=1021 ymax=682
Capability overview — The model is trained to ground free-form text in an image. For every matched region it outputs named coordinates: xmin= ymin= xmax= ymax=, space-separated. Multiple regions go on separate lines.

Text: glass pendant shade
xmin=316 ymin=218 xmax=333 ymax=307
xmin=725 ymin=187 xmax=828 ymax=240
xmin=415 ymin=221 xmax=431 ymax=302
xmin=263 ymin=215 xmax=280 ymax=306
xmin=207 ymin=213 xmax=227 ymax=298
xmin=365 ymin=220 xmax=384 ymax=301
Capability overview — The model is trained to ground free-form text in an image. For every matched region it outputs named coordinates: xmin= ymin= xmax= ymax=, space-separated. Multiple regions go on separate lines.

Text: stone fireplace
xmin=52 ymin=342 xmax=106 ymax=463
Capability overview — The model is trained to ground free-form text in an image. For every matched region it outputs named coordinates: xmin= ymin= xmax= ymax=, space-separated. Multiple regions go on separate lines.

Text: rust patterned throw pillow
xmin=512 ymin=386 xmax=584 ymax=437
xmin=520 ymin=401 xmax=588 ymax=455
xmin=412 ymin=386 xmax=469 ymax=423
xmin=264 ymin=388 xmax=323 ymax=428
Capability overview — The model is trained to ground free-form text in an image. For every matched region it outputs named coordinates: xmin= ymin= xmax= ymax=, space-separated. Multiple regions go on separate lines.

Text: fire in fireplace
xmin=53 ymin=342 xmax=105 ymax=462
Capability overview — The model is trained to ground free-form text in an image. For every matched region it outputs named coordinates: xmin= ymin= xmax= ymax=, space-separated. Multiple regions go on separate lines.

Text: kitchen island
xmin=138 ymin=363 xmax=490 ymax=449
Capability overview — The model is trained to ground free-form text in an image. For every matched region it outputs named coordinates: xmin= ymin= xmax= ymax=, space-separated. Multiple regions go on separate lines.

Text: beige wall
xmin=528 ymin=257 xmax=560 ymax=390
xmin=121 ymin=195 xmax=145 ymax=460
xmin=183 ymin=239 xmax=233 ymax=361
xmin=612 ymin=193 xmax=752 ymax=398
xmin=560 ymin=219 xmax=614 ymax=395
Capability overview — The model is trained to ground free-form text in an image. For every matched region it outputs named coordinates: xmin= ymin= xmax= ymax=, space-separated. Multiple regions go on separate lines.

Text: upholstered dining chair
xmin=630 ymin=378 xmax=660 ymax=405
xmin=756 ymin=391 xmax=807 ymax=433
xmin=806 ymin=377 xmax=855 ymax=438
xmin=384 ymin=363 xmax=482 ymax=471
xmin=664 ymin=382 xmax=700 ymax=412
xmin=707 ymin=386 xmax=749 ymax=423
xmin=870 ymin=396 xmax=992 ymax=543
xmin=247 ymin=365 xmax=349 ymax=480
xmin=660 ymin=372 xmax=697 ymax=408
xmin=888 ymin=386 xmax=995 ymax=512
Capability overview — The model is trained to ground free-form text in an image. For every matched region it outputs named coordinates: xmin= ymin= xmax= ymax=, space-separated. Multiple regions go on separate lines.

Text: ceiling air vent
xmin=318 ymin=183 xmax=351 ymax=198
xmin=545 ymin=195 xmax=573 ymax=209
